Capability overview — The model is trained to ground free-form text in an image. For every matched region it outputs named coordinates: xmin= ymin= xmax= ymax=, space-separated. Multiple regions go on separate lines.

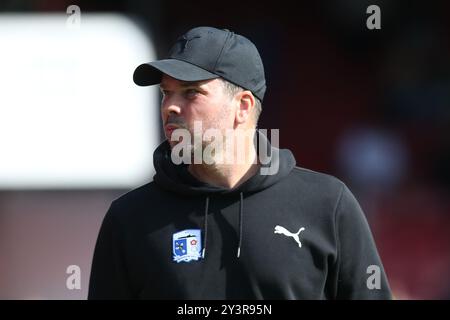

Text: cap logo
xmin=179 ymin=35 xmax=201 ymax=52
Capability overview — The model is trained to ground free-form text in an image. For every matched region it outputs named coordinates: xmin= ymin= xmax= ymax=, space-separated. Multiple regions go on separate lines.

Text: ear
xmin=235 ymin=91 xmax=255 ymax=126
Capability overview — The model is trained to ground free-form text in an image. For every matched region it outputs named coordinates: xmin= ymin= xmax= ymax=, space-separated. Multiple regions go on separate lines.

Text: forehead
xmin=160 ymin=74 xmax=221 ymax=89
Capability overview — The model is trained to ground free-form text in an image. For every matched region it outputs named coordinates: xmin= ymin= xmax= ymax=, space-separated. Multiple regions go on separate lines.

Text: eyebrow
xmin=159 ymin=80 xmax=206 ymax=90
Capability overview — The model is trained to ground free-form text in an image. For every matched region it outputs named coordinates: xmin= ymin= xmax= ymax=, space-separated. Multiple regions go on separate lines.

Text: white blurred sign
xmin=0 ymin=14 xmax=159 ymax=189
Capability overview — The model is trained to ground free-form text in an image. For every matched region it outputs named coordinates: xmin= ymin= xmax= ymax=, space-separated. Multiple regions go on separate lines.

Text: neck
xmin=188 ymin=142 xmax=259 ymax=189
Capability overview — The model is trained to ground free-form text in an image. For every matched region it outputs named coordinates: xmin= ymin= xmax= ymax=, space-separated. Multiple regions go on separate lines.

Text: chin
xmin=168 ymin=140 xmax=178 ymax=149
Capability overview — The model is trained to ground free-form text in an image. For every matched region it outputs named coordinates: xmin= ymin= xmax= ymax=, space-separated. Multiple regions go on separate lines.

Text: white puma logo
xmin=274 ymin=225 xmax=305 ymax=248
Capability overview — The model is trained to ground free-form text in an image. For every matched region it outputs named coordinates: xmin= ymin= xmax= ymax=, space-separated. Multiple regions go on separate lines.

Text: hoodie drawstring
xmin=202 ymin=196 xmax=209 ymax=259
xmin=202 ymin=192 xmax=244 ymax=259
xmin=237 ymin=192 xmax=244 ymax=258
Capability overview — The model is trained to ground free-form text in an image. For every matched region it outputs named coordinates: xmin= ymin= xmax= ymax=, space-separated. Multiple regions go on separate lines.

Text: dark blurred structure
xmin=0 ymin=0 xmax=449 ymax=299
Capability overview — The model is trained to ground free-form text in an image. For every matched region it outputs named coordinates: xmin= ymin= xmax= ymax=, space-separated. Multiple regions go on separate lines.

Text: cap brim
xmin=133 ymin=59 xmax=219 ymax=86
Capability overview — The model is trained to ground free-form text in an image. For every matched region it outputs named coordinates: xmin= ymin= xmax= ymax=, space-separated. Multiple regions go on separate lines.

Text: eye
xmin=185 ymin=88 xmax=200 ymax=99
xmin=160 ymin=90 xmax=172 ymax=103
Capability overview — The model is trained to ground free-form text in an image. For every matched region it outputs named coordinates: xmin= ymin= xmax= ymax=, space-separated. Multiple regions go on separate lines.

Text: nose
xmin=161 ymin=96 xmax=182 ymax=120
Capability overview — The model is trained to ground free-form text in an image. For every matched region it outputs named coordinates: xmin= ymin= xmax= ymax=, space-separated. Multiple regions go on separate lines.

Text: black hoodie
xmin=88 ymin=132 xmax=391 ymax=299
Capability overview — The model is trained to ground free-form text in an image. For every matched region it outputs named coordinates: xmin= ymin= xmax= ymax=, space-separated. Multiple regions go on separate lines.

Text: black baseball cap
xmin=133 ymin=26 xmax=266 ymax=101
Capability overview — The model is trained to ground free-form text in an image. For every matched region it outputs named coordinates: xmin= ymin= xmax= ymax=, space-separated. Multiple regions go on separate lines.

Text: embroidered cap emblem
xmin=179 ymin=35 xmax=201 ymax=52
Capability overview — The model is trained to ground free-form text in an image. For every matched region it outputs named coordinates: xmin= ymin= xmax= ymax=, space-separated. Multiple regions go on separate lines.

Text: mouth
xmin=164 ymin=124 xmax=180 ymax=139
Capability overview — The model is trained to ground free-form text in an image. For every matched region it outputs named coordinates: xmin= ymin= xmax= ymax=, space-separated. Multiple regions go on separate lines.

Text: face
xmin=159 ymin=74 xmax=235 ymax=149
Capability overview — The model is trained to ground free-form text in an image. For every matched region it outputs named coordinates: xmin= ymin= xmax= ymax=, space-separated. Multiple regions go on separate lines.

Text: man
xmin=88 ymin=26 xmax=391 ymax=299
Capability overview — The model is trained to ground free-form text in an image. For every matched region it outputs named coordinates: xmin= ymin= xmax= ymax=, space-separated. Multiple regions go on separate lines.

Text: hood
xmin=152 ymin=130 xmax=296 ymax=195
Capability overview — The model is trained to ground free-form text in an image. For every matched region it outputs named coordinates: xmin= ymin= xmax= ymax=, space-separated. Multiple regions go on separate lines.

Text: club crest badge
xmin=172 ymin=229 xmax=202 ymax=263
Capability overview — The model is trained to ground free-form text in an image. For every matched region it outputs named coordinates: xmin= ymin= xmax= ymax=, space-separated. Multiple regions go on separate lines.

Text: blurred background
xmin=0 ymin=0 xmax=449 ymax=299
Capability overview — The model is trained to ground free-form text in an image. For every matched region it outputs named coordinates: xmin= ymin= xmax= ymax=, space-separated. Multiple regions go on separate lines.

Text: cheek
xmin=187 ymin=100 xmax=212 ymax=122
xmin=190 ymin=96 xmax=233 ymax=128
xmin=217 ymin=103 xmax=235 ymax=123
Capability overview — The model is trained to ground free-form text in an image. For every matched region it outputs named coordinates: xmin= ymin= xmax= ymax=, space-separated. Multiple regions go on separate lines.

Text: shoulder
xmin=279 ymin=166 xmax=353 ymax=218
xmin=290 ymin=166 xmax=346 ymax=195
xmin=107 ymin=181 xmax=168 ymax=216
xmin=289 ymin=168 xmax=366 ymax=224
